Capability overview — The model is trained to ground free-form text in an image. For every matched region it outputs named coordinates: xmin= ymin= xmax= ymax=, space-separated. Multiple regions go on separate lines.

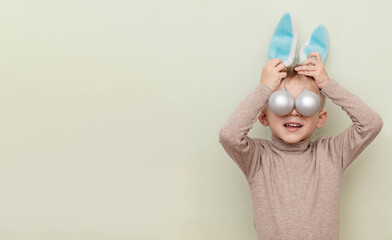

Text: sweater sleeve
xmin=219 ymin=83 xmax=273 ymax=181
xmin=319 ymin=79 xmax=383 ymax=173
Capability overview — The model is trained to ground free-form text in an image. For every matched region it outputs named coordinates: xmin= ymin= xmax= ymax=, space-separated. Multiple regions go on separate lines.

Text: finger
xmin=271 ymin=58 xmax=283 ymax=67
xmin=280 ymin=72 xmax=287 ymax=79
xmin=294 ymin=65 xmax=316 ymax=71
xmin=307 ymin=52 xmax=321 ymax=62
xmin=276 ymin=62 xmax=286 ymax=72
xmin=301 ymin=58 xmax=318 ymax=66
xmin=297 ymin=71 xmax=315 ymax=77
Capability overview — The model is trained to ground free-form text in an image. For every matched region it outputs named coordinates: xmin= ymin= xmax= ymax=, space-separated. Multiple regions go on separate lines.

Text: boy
xmin=218 ymin=52 xmax=383 ymax=239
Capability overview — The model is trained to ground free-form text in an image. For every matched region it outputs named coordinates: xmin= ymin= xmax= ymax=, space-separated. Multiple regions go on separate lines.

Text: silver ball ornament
xmin=294 ymin=89 xmax=321 ymax=116
xmin=268 ymin=88 xmax=294 ymax=116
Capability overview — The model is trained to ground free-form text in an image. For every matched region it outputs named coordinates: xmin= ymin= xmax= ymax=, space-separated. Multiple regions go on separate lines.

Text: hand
xmin=260 ymin=58 xmax=287 ymax=91
xmin=294 ymin=52 xmax=330 ymax=89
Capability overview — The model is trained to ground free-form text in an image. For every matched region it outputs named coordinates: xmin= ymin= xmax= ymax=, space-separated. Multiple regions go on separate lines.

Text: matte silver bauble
xmin=268 ymin=88 xmax=294 ymax=116
xmin=294 ymin=89 xmax=321 ymax=116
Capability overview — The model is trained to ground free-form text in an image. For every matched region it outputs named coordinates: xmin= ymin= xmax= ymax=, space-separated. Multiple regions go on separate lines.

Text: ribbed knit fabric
xmin=218 ymin=79 xmax=383 ymax=240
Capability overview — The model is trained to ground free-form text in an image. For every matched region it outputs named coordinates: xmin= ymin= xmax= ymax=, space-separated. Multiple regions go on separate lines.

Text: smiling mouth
xmin=283 ymin=123 xmax=303 ymax=128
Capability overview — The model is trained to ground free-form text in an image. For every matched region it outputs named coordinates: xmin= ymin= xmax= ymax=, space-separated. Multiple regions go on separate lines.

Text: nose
xmin=288 ymin=106 xmax=300 ymax=116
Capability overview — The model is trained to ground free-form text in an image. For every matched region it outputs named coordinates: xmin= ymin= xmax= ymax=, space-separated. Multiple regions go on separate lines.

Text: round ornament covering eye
xmin=268 ymin=88 xmax=294 ymax=116
xmin=295 ymin=89 xmax=321 ymax=116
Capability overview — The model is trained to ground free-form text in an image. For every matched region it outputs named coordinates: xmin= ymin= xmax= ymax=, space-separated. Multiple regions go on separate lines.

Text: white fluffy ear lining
xmin=299 ymin=25 xmax=329 ymax=64
xmin=268 ymin=13 xmax=298 ymax=66
xmin=285 ymin=17 xmax=298 ymax=66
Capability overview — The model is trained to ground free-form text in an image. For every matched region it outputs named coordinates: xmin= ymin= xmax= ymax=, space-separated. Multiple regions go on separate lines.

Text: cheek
xmin=307 ymin=116 xmax=319 ymax=126
xmin=268 ymin=115 xmax=283 ymax=127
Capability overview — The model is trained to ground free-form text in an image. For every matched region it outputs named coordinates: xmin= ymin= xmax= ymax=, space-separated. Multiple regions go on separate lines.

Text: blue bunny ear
xmin=268 ymin=13 xmax=298 ymax=66
xmin=299 ymin=25 xmax=329 ymax=63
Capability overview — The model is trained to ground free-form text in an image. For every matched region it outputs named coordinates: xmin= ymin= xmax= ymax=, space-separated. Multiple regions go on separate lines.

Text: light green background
xmin=0 ymin=0 xmax=391 ymax=239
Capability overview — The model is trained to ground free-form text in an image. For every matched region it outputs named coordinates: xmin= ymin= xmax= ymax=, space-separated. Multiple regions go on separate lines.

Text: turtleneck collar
xmin=271 ymin=136 xmax=311 ymax=152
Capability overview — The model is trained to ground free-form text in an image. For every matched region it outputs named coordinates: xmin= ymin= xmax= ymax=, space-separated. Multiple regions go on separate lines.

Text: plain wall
xmin=0 ymin=0 xmax=391 ymax=239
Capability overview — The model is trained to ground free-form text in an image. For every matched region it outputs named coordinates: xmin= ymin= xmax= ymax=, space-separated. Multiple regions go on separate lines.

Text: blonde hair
xmin=284 ymin=64 xmax=327 ymax=111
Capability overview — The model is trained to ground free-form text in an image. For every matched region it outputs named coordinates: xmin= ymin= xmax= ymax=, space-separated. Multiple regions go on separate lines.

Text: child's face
xmin=258 ymin=76 xmax=327 ymax=144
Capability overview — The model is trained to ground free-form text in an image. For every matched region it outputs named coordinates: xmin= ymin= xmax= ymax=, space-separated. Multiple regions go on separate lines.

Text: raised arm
xmin=319 ymin=78 xmax=383 ymax=172
xmin=219 ymin=58 xmax=286 ymax=181
xmin=295 ymin=52 xmax=383 ymax=172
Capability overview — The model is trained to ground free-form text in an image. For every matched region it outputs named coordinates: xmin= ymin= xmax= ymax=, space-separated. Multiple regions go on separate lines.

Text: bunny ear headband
xmin=267 ymin=13 xmax=329 ymax=116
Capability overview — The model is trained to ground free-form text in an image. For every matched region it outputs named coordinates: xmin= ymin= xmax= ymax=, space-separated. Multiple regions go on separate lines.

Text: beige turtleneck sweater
xmin=218 ymin=79 xmax=383 ymax=240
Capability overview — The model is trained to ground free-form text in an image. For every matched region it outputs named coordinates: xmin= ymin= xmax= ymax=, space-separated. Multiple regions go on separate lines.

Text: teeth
xmin=285 ymin=123 xmax=301 ymax=127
